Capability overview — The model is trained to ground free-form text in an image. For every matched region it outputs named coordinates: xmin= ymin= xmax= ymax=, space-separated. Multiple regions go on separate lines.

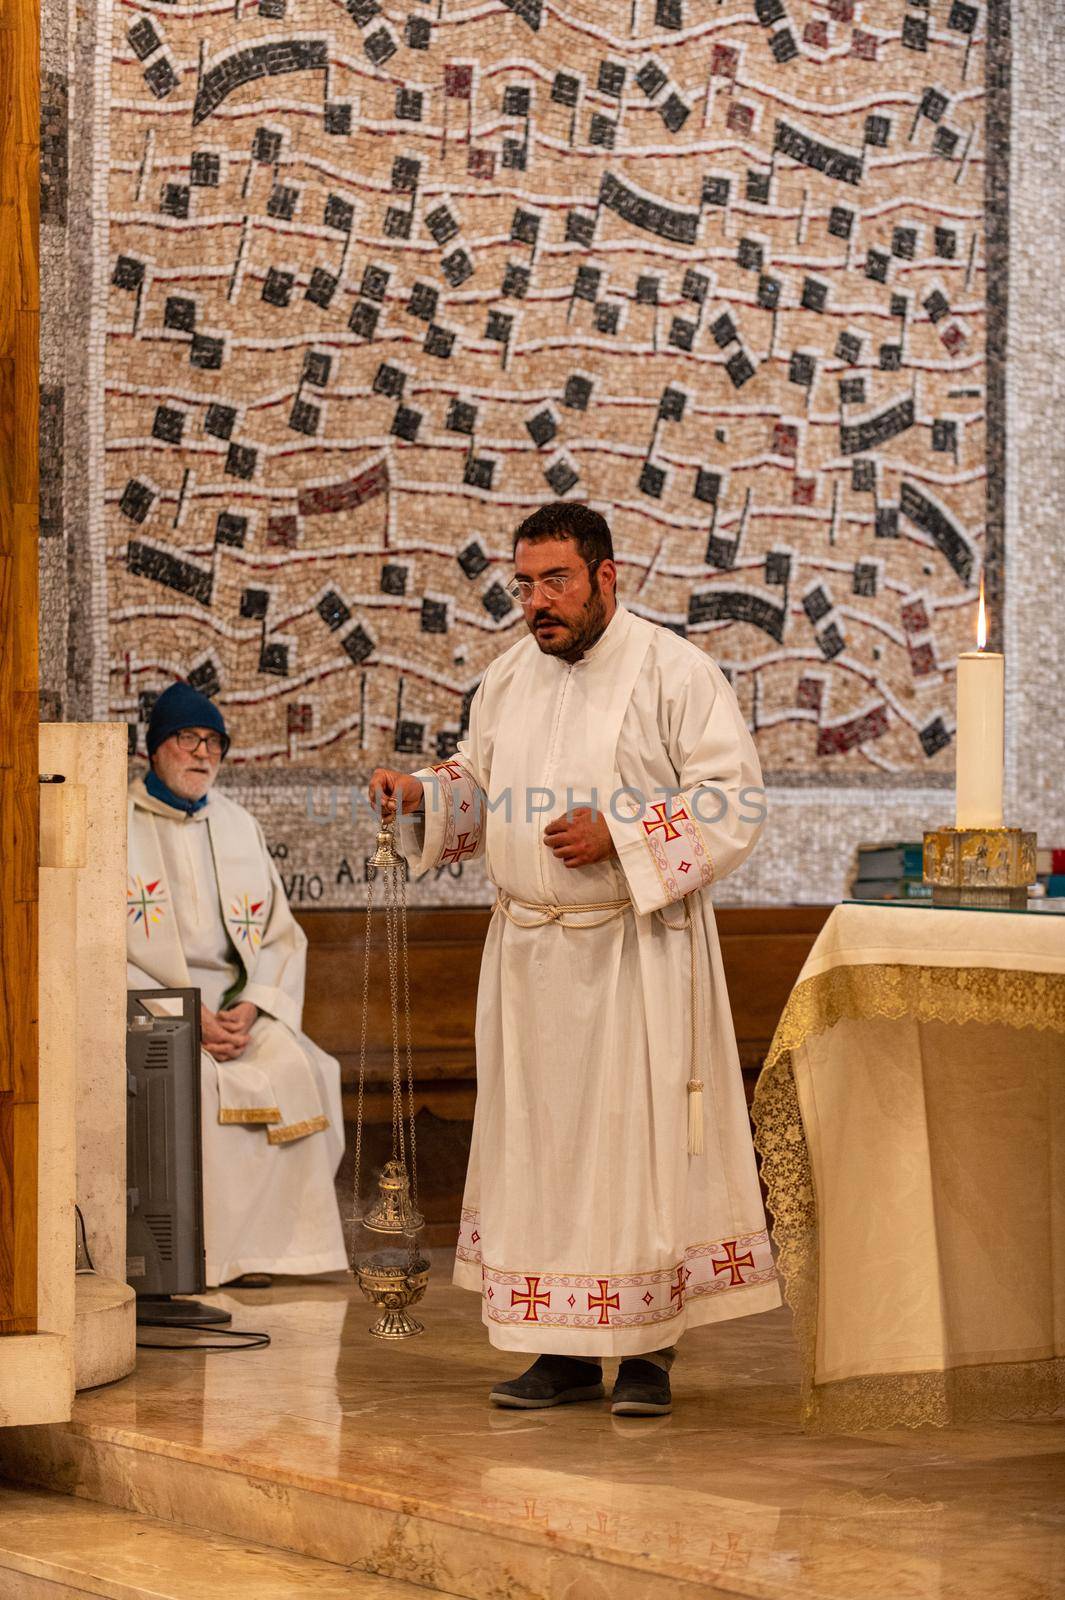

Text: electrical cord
xmin=78 ymin=1203 xmax=270 ymax=1352
xmin=74 ymin=1205 xmax=96 ymax=1274
xmin=136 ymin=1323 xmax=271 ymax=1352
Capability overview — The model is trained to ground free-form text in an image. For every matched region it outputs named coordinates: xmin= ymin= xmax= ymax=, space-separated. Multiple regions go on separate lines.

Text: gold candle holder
xmin=923 ymin=827 xmax=1036 ymax=910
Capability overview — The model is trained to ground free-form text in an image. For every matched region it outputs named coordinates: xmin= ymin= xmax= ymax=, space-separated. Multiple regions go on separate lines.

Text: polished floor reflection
xmin=10 ymin=1252 xmax=1065 ymax=1598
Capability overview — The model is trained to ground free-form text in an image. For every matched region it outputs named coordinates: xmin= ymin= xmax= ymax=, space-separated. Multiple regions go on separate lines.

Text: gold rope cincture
xmin=494 ymin=890 xmax=704 ymax=1156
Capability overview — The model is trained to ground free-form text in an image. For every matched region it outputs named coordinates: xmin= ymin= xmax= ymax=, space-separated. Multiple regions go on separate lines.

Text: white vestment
xmin=403 ymin=603 xmax=780 ymax=1356
xmin=127 ymin=778 xmax=348 ymax=1286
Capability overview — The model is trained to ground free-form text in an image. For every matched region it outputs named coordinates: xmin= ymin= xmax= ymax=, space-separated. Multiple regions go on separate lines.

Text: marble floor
xmin=1 ymin=1252 xmax=1063 ymax=1599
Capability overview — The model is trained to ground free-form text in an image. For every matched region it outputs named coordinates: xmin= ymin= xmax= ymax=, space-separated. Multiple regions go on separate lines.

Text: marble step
xmin=0 ymin=1416 xmax=718 ymax=1600
xmin=0 ymin=1485 xmax=442 ymax=1599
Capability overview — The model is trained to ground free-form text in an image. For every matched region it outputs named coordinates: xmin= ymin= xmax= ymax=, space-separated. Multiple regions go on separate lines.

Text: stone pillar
xmin=41 ymin=723 xmax=135 ymax=1392
xmin=0 ymin=801 xmax=78 ymax=1426
xmin=1005 ymin=3 xmax=1065 ymax=842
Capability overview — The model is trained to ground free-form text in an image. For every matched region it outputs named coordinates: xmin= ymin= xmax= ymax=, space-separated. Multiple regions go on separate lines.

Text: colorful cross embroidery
xmin=229 ymin=893 xmax=266 ymax=950
xmin=127 ymin=877 xmax=167 ymax=937
xmin=670 ymin=1264 xmax=690 ymax=1306
xmin=511 ymin=1275 xmax=551 ymax=1321
xmin=711 ymin=1240 xmax=756 ymax=1286
xmin=432 ymin=760 xmax=465 ymax=781
xmin=441 ymin=831 xmax=477 ymax=864
xmin=642 ymin=800 xmax=690 ymax=842
xmin=587 ymin=1279 xmax=620 ymax=1325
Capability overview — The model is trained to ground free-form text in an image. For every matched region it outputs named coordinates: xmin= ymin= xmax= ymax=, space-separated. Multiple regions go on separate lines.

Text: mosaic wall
xmin=46 ymin=0 xmax=1053 ymax=908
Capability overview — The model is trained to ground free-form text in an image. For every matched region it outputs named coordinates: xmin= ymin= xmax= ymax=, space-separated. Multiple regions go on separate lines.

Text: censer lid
xmin=361 ymin=1158 xmax=425 ymax=1235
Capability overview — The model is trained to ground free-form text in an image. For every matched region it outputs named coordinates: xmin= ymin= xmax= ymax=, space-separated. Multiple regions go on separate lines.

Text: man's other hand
xmin=368 ymin=768 xmax=425 ymax=823
xmin=544 ymin=807 xmax=617 ymax=868
xmin=201 ymin=1003 xmax=250 ymax=1061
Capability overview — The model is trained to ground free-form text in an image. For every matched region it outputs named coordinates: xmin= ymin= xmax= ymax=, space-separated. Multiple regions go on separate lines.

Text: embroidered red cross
xmin=710 ymin=1532 xmax=749 ymax=1572
xmin=670 ymin=1264 xmax=689 ymax=1306
xmin=642 ymin=801 xmax=689 ymax=842
xmin=711 ymin=1240 xmax=756 ymax=1286
xmin=441 ymin=831 xmax=477 ymax=864
xmin=587 ymin=1279 xmax=620 ymax=1326
xmin=511 ymin=1276 xmax=551 ymax=1321
xmin=432 ymin=760 xmax=465 ymax=781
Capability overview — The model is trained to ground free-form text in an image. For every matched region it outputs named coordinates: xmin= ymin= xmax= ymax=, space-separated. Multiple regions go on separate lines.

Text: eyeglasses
xmin=174 ymin=729 xmax=226 ymax=757
xmin=505 ymin=559 xmax=601 ymax=604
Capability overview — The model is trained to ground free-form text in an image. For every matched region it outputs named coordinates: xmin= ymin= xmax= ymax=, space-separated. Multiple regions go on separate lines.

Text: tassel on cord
xmin=687 ymin=1078 xmax=704 ymax=1156
xmin=685 ymin=899 xmax=704 ymax=1157
xmin=649 ymin=897 xmax=707 ymax=1157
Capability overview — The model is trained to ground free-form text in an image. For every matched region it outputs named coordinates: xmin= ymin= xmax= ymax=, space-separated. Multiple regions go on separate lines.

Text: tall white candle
xmin=955 ymin=580 xmax=1004 ymax=829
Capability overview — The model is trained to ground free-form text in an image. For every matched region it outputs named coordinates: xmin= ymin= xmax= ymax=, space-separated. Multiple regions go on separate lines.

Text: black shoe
xmin=611 ymin=1358 xmax=672 ymax=1416
xmin=490 ymin=1355 xmax=605 ymax=1409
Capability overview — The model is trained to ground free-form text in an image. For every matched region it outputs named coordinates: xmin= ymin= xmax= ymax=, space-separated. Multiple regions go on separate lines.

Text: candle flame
xmin=976 ymin=574 xmax=987 ymax=651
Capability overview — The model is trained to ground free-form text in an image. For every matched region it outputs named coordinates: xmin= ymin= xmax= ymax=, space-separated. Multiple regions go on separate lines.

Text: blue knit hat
xmin=147 ymin=682 xmax=230 ymax=758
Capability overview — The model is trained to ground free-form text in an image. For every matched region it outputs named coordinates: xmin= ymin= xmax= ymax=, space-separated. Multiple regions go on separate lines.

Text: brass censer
xmin=350 ymin=819 xmax=430 ymax=1339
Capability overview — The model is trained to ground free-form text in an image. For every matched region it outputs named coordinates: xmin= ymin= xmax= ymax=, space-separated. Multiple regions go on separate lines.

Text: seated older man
xmin=127 ymin=682 xmax=348 ymax=1288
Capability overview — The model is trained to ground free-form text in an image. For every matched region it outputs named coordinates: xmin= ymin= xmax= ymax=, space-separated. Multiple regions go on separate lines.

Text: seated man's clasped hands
xmin=200 ymin=1000 xmax=256 ymax=1062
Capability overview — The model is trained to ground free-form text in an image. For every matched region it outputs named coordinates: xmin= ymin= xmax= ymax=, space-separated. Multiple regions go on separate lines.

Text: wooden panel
xmin=1 ymin=900 xmax=36 ymax=1103
xmin=308 ymin=904 xmax=831 ymax=1237
xmin=0 ymin=0 xmax=39 ymax=1336
xmin=299 ymin=904 xmax=832 ymax=1088
xmin=0 ymin=1084 xmax=37 ymax=1334
xmin=301 ymin=909 xmax=485 ymax=1084
xmin=716 ymin=907 xmax=833 ymax=1072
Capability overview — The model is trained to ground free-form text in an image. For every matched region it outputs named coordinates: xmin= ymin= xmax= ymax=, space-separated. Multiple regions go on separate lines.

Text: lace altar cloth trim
xmin=753 ymin=962 xmax=1065 ymax=1430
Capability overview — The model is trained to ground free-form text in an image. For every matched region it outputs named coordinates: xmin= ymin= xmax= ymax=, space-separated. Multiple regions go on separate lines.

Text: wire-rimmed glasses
xmin=504 ymin=558 xmax=601 ymax=604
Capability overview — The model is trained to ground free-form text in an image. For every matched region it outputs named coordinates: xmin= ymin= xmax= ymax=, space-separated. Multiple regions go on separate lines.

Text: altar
xmin=754 ymin=900 xmax=1065 ymax=1431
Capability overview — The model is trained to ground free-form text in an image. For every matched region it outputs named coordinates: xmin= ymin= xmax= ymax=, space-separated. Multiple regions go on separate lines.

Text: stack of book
xmin=850 ymin=842 xmax=931 ymax=902
xmin=1033 ymin=848 xmax=1065 ymax=898
xmin=852 ymin=843 xmax=1065 ymax=902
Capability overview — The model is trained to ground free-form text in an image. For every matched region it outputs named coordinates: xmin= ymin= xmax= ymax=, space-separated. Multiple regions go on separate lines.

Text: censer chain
xmin=396 ymin=889 xmax=415 ymax=1209
xmin=354 ymin=825 xmax=421 ymax=1275
xmin=385 ymin=861 xmax=407 ymax=1172
xmin=352 ymin=864 xmax=375 ymax=1235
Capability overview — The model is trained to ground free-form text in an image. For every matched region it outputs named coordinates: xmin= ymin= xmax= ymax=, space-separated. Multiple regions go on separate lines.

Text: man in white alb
xmin=371 ymin=503 xmax=778 ymax=1416
xmin=127 ymin=682 xmax=348 ymax=1289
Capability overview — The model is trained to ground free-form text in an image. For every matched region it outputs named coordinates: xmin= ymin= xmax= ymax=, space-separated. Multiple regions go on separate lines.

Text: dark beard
xmin=531 ymin=586 xmax=609 ymax=662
